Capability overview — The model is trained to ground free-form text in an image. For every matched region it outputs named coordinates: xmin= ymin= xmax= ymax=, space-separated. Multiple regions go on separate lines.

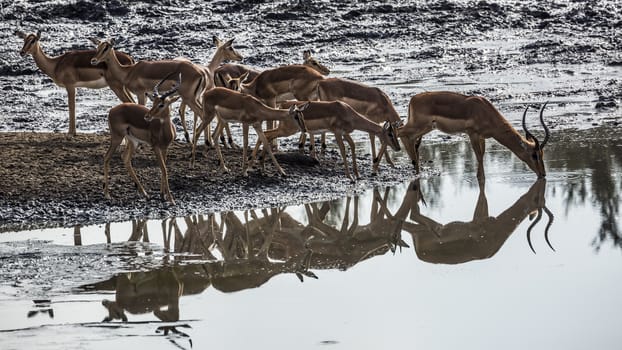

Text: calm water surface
xmin=0 ymin=127 xmax=621 ymax=350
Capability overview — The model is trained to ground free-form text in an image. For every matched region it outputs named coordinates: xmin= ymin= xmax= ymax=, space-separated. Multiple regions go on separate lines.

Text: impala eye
xmin=158 ymin=103 xmax=165 ymax=108
xmin=532 ymin=153 xmax=538 ymax=160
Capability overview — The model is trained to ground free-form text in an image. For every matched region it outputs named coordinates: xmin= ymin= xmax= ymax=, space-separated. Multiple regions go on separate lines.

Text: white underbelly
xmin=125 ymin=133 xmax=148 ymax=147
xmin=77 ymin=77 xmax=108 ymax=89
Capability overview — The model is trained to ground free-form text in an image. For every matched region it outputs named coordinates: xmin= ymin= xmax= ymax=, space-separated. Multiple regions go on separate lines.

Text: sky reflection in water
xmin=0 ymin=126 xmax=621 ymax=350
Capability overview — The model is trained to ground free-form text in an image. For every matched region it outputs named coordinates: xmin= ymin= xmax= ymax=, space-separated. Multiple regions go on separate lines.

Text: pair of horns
xmin=527 ymin=206 xmax=555 ymax=253
xmin=522 ymin=102 xmax=551 ymax=149
xmin=154 ymin=72 xmax=181 ymax=99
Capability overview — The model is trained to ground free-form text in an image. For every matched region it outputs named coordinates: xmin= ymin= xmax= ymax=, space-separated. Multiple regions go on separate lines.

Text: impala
xmin=303 ymin=77 xmax=402 ymax=166
xmin=272 ymin=100 xmax=401 ymax=181
xmin=399 ymin=178 xmax=554 ymax=263
xmin=175 ymin=36 xmax=243 ymax=144
xmin=15 ymin=30 xmax=134 ymax=137
xmin=90 ymin=37 xmax=206 ymax=133
xmin=103 ymin=74 xmax=181 ymax=204
xmin=192 ymin=87 xmax=308 ymax=177
xmin=209 ymin=50 xmax=330 ymax=148
xmin=394 ymin=92 xmax=550 ymax=179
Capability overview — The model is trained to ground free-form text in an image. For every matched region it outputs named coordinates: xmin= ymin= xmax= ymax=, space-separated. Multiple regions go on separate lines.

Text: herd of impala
xmin=15 ymin=30 xmax=551 ymax=205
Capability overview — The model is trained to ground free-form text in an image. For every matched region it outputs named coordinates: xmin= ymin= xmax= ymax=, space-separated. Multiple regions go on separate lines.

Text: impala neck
xmin=353 ymin=115 xmax=383 ymax=136
xmin=492 ymin=123 xmax=536 ymax=165
xmin=105 ymin=47 xmax=132 ymax=82
xmin=258 ymin=105 xmax=290 ymax=122
xmin=30 ymin=42 xmax=59 ymax=80
xmin=206 ymin=49 xmax=227 ymax=80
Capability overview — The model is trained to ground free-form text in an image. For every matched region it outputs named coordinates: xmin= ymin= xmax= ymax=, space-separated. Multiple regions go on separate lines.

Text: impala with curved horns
xmin=393 ymin=92 xmax=550 ymax=179
xmin=15 ymin=30 xmax=134 ymax=137
xmin=103 ymin=73 xmax=181 ymax=204
xmin=90 ymin=37 xmax=206 ymax=132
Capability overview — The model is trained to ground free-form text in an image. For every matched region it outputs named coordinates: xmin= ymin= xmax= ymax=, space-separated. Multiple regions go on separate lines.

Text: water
xmin=1 ymin=126 xmax=620 ymax=350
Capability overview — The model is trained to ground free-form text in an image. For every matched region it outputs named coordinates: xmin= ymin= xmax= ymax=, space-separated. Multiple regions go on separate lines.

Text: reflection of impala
xmin=15 ymin=30 xmax=134 ymax=137
xmin=398 ymin=179 xmax=554 ymax=264
xmin=393 ymin=92 xmax=551 ymax=180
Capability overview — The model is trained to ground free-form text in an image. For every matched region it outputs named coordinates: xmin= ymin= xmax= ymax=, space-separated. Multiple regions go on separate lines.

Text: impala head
xmin=382 ymin=121 xmax=401 ymax=152
xmin=521 ymin=102 xmax=550 ymax=178
xmin=213 ymin=36 xmax=243 ymax=62
xmin=90 ymin=38 xmax=115 ymax=65
xmin=15 ymin=30 xmax=41 ymax=57
xmin=288 ymin=102 xmax=310 ymax=133
xmin=145 ymin=72 xmax=181 ymax=122
xmin=303 ymin=50 xmax=330 ymax=75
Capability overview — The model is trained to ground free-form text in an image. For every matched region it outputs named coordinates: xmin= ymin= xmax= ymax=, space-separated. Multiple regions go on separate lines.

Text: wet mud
xmin=0 ymin=0 xmax=621 ymax=230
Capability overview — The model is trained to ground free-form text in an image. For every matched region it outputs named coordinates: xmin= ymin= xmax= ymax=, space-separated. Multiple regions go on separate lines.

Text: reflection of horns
xmin=527 ymin=206 xmax=555 ymax=253
xmin=154 ymin=72 xmax=181 ymax=98
xmin=543 ymin=206 xmax=555 ymax=251
xmin=526 ymin=208 xmax=543 ymax=254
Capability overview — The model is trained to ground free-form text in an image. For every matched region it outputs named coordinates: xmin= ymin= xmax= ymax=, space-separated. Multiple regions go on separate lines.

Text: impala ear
xmin=35 ymin=30 xmax=41 ymax=40
xmin=213 ymin=35 xmax=222 ymax=47
xmin=89 ymin=37 xmax=100 ymax=46
xmin=109 ymin=38 xmax=116 ymax=47
xmin=15 ymin=30 xmax=27 ymax=39
xmin=225 ymin=38 xmax=234 ymax=47
xmin=303 ymin=50 xmax=311 ymax=60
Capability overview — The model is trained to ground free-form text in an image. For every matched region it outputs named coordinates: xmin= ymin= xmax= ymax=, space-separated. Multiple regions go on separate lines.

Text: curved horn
xmin=154 ymin=72 xmax=180 ymax=98
xmin=522 ymin=105 xmax=540 ymax=149
xmin=539 ymin=101 xmax=550 ymax=149
xmin=526 ymin=208 xmax=543 ymax=254
xmin=543 ymin=206 xmax=555 ymax=251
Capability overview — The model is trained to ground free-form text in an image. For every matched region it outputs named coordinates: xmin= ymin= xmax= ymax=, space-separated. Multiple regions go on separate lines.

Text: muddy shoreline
xmin=0 ymin=131 xmax=417 ymax=232
xmin=0 ymin=0 xmax=621 ymax=232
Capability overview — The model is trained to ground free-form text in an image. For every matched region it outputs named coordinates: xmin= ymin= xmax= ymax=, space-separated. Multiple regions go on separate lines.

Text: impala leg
xmin=308 ymin=132 xmax=318 ymax=159
xmin=178 ymin=102 xmax=191 ymax=143
xmin=213 ymin=121 xmax=229 ymax=173
xmin=242 ymin=123 xmax=250 ymax=177
xmin=122 ymin=141 xmax=148 ymax=198
xmin=469 ymin=134 xmax=486 ymax=181
xmin=369 ymin=132 xmax=377 ymax=164
xmin=154 ymin=147 xmax=175 ymax=205
xmin=334 ymin=133 xmax=354 ymax=182
xmin=298 ymin=132 xmax=306 ymax=152
xmin=255 ymin=124 xmax=285 ymax=176
xmin=372 ymin=143 xmax=387 ymax=176
xmin=320 ymin=132 xmax=327 ymax=154
xmin=344 ymin=134 xmax=360 ymax=179
xmin=224 ymin=122 xmax=238 ymax=149
xmin=66 ymin=86 xmax=77 ymax=137
xmin=191 ymin=120 xmax=206 ymax=168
